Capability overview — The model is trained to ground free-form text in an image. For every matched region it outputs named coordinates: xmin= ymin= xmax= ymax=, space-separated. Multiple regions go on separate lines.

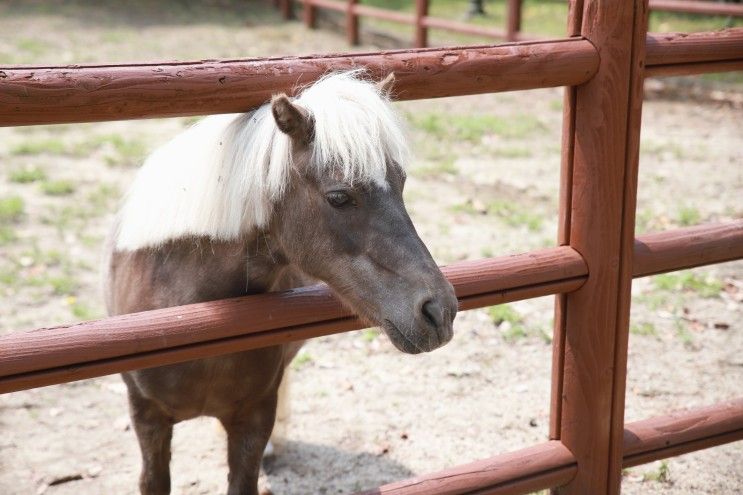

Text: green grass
xmin=677 ymin=206 xmax=701 ymax=227
xmin=41 ymin=180 xmax=76 ymax=196
xmin=630 ymin=322 xmax=657 ymax=336
xmin=643 ymin=460 xmax=671 ymax=483
xmin=449 ymin=199 xmax=543 ymax=231
xmin=0 ymin=226 xmax=16 ymax=246
xmin=488 ymin=200 xmax=543 ymax=231
xmin=0 ymin=196 xmax=25 ymax=223
xmin=48 ymin=275 xmax=77 ymax=295
xmin=410 ymin=112 xmax=543 ymax=142
xmin=653 ymin=271 xmax=723 ymax=298
xmin=8 ymin=166 xmax=47 ymax=184
xmin=87 ymin=183 xmax=121 ymax=212
xmin=10 ymin=138 xmax=66 ymax=156
xmin=361 ymin=328 xmax=379 ymax=342
xmin=100 ymin=135 xmax=148 ymax=167
xmin=488 ymin=304 xmax=529 ymax=341
xmin=414 ymin=156 xmax=459 ymax=177
xmin=70 ymin=300 xmax=99 ymax=320
xmin=291 ymin=351 xmax=314 ymax=370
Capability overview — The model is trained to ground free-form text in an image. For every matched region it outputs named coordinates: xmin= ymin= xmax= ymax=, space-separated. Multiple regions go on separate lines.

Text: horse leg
xmin=222 ymin=393 xmax=278 ymax=495
xmin=126 ymin=385 xmax=174 ymax=495
xmin=264 ymin=368 xmax=292 ymax=458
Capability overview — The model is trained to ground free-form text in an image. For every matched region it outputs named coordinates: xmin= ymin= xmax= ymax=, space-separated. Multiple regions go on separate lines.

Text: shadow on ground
xmin=264 ymin=440 xmax=414 ymax=494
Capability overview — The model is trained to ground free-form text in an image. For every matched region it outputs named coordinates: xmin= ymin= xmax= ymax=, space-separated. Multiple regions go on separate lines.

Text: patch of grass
xmin=69 ymin=299 xmax=98 ymax=320
xmin=48 ymin=275 xmax=77 ymax=295
xmin=489 ymin=305 xmax=522 ymax=325
xmin=361 ymin=329 xmax=379 ymax=343
xmin=634 ymin=292 xmax=669 ymax=311
xmin=0 ymin=196 xmax=25 ymax=223
xmin=653 ymin=271 xmax=723 ymax=298
xmin=16 ymin=38 xmax=49 ymax=56
xmin=0 ymin=226 xmax=16 ymax=246
xmin=10 ymin=138 xmax=66 ymax=156
xmin=291 ymin=351 xmax=314 ymax=370
xmin=677 ymin=206 xmax=701 ymax=227
xmin=415 ymin=156 xmax=458 ymax=177
xmin=41 ymin=180 xmax=76 ymax=196
xmin=630 ymin=322 xmax=657 ymax=336
xmin=8 ymin=166 xmax=46 ymax=184
xmin=101 ymin=135 xmax=148 ymax=167
xmin=87 ymin=183 xmax=121 ymax=212
xmin=488 ymin=200 xmax=543 ymax=231
xmin=643 ymin=460 xmax=671 ymax=483
xmin=410 ymin=112 xmax=543 ymax=142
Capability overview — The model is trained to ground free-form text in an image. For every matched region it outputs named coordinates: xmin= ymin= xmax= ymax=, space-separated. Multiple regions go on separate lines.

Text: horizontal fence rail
xmin=356 ymin=399 xmax=743 ymax=495
xmin=623 ymin=398 xmax=743 ymax=467
xmin=1 ymin=28 xmax=741 ymax=126
xmin=357 ymin=440 xmax=578 ymax=495
xmin=0 ymin=247 xmax=588 ymax=393
xmin=291 ymin=0 xmax=743 ymax=47
xmin=649 ymin=0 xmax=743 ymax=16
xmin=0 ymin=38 xmax=598 ymax=126
xmin=2 ymin=222 xmax=741 ymax=394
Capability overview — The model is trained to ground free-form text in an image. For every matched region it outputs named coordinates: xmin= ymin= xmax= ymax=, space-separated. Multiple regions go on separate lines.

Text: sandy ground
xmin=0 ymin=1 xmax=741 ymax=494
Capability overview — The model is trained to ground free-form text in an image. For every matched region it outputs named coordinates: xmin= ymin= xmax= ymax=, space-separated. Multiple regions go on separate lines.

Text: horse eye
xmin=326 ymin=191 xmax=352 ymax=208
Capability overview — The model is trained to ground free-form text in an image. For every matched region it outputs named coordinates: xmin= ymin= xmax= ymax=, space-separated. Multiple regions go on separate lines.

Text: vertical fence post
xmin=506 ymin=0 xmax=522 ymax=41
xmin=280 ymin=0 xmax=295 ymax=19
xmin=303 ymin=0 xmax=317 ymax=28
xmin=414 ymin=0 xmax=429 ymax=48
xmin=347 ymin=0 xmax=360 ymax=45
xmin=551 ymin=0 xmax=649 ymax=493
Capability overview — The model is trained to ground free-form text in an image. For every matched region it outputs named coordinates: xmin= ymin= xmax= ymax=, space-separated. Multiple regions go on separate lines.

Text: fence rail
xmin=2 ymin=28 xmax=741 ymax=126
xmin=281 ymin=0 xmax=743 ymax=47
xmin=2 ymin=221 xmax=740 ymax=394
xmin=2 ymin=1 xmax=743 ymax=493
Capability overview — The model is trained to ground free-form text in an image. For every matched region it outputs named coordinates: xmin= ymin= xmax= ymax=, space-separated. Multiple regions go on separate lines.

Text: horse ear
xmin=377 ymin=73 xmax=395 ymax=96
xmin=271 ymin=94 xmax=312 ymax=142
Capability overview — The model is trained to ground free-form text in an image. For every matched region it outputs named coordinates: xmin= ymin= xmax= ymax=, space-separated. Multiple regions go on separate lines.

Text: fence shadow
xmin=264 ymin=440 xmax=415 ymax=494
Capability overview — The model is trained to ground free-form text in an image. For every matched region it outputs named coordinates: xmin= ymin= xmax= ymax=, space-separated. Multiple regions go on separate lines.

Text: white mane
xmin=115 ymin=71 xmax=410 ymax=251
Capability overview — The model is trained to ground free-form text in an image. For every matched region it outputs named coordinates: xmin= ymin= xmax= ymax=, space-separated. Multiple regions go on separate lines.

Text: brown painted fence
xmin=276 ymin=0 xmax=743 ymax=47
xmin=1 ymin=1 xmax=743 ymax=493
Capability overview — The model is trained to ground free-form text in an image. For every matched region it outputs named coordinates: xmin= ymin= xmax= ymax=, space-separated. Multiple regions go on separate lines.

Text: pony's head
xmin=115 ymin=71 xmax=457 ymax=353
xmin=267 ymin=72 xmax=457 ymax=354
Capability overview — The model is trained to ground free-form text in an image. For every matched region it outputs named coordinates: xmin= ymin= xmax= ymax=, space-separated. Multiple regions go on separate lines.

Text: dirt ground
xmin=0 ymin=1 xmax=741 ymax=494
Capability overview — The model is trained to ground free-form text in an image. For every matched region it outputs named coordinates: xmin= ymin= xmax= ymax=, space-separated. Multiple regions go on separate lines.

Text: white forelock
xmin=115 ymin=71 xmax=409 ymax=251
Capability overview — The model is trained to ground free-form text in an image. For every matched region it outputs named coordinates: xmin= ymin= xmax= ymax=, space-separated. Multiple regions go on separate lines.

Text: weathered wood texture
xmin=553 ymin=0 xmax=648 ymax=493
xmin=550 ymin=0 xmax=584 ymax=442
xmin=646 ymin=28 xmax=743 ymax=66
xmin=624 ymin=398 xmax=743 ymax=467
xmin=0 ymin=247 xmax=588 ymax=393
xmin=649 ymin=0 xmax=743 ymax=16
xmin=646 ymin=59 xmax=743 ymax=77
xmin=356 ymin=441 xmax=577 ymax=495
xmin=0 ymin=38 xmax=598 ymax=126
xmin=633 ymin=221 xmax=743 ymax=277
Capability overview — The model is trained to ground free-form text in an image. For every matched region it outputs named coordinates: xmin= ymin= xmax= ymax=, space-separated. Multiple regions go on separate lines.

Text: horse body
xmin=105 ymin=72 xmax=457 ymax=494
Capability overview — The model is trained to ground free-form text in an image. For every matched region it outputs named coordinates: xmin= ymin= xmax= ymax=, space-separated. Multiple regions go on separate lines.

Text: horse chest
xmin=128 ymin=347 xmax=284 ymax=421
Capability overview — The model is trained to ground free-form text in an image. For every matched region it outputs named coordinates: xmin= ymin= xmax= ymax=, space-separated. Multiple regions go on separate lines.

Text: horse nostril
xmin=421 ymin=299 xmax=444 ymax=328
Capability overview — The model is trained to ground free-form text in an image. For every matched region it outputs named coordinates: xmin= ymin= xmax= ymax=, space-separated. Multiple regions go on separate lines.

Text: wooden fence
xmin=1 ymin=1 xmax=742 ymax=493
xmin=276 ymin=0 xmax=743 ymax=47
